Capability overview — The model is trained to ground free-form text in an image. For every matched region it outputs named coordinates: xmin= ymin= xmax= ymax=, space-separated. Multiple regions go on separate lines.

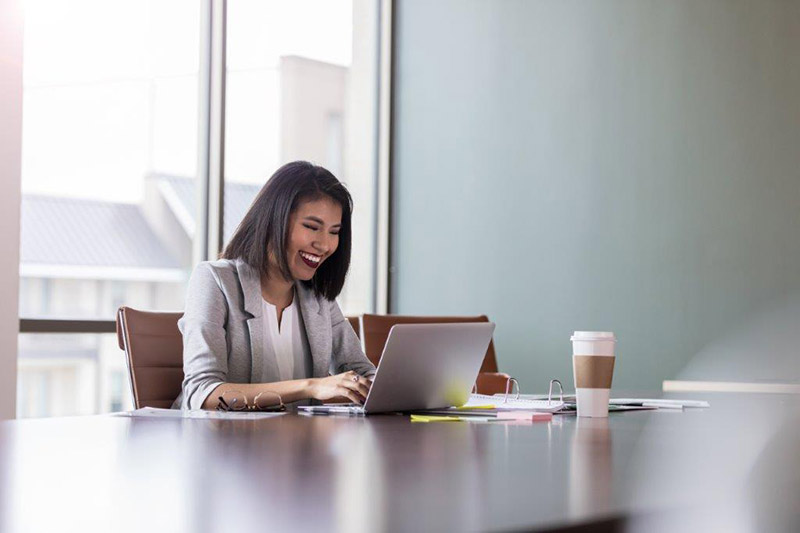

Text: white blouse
xmin=261 ymin=293 xmax=312 ymax=382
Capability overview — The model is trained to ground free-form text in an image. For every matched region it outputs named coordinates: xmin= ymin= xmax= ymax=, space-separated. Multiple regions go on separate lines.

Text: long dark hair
xmin=222 ymin=161 xmax=352 ymax=300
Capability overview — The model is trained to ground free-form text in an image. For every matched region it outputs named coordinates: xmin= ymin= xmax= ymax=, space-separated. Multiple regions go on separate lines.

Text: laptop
xmin=299 ymin=322 xmax=496 ymax=415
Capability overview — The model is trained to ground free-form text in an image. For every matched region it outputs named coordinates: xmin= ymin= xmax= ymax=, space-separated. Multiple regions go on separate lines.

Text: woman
xmin=174 ymin=161 xmax=376 ymax=410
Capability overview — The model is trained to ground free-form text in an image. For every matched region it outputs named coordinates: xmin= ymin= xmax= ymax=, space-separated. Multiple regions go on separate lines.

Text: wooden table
xmin=1 ymin=392 xmax=799 ymax=532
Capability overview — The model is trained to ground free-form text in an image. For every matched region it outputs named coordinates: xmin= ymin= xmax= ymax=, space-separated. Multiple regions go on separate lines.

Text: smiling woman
xmin=222 ymin=161 xmax=352 ymax=301
xmin=288 ymin=199 xmax=343 ymax=284
xmin=174 ymin=161 xmax=376 ymax=410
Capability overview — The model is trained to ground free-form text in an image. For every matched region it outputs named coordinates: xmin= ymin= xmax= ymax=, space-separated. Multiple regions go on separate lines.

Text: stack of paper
xmin=500 ymin=394 xmax=711 ymax=411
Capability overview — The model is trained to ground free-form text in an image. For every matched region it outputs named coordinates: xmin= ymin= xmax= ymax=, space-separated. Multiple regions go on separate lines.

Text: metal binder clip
xmin=548 ymin=379 xmax=563 ymax=406
xmin=503 ymin=377 xmax=520 ymax=403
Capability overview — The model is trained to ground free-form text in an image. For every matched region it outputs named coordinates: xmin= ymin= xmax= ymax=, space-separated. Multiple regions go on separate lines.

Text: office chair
xmin=346 ymin=315 xmax=361 ymax=339
xmin=116 ymin=306 xmax=184 ymax=409
xmin=359 ymin=314 xmax=512 ymax=395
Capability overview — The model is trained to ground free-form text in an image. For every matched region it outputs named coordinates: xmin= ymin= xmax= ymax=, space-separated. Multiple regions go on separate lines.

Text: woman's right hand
xmin=308 ymin=371 xmax=372 ymax=404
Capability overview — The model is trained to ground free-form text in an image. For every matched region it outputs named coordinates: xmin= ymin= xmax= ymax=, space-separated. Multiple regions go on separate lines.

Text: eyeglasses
xmin=216 ymin=390 xmax=286 ymax=413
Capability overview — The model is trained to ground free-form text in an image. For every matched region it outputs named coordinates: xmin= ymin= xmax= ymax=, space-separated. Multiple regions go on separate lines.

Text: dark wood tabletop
xmin=1 ymin=392 xmax=799 ymax=532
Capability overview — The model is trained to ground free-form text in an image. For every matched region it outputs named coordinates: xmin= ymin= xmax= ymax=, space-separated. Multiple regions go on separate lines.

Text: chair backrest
xmin=475 ymin=372 xmax=513 ymax=396
xmin=360 ymin=314 xmax=499 ymax=372
xmin=116 ymin=306 xmax=184 ymax=409
xmin=347 ymin=316 xmax=361 ymax=339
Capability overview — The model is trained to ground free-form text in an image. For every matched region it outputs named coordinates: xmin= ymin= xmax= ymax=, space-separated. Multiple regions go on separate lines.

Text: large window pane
xmin=224 ymin=0 xmax=379 ymax=314
xmin=19 ymin=0 xmax=202 ymax=417
xmin=20 ymin=0 xmax=200 ymax=321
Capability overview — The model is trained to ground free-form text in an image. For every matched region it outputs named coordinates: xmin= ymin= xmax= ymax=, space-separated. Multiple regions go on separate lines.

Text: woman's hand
xmin=308 ymin=371 xmax=372 ymax=404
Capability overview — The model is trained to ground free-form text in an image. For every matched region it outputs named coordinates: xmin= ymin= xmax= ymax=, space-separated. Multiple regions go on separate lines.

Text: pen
xmin=611 ymin=398 xmax=710 ymax=408
xmin=642 ymin=402 xmax=684 ymax=410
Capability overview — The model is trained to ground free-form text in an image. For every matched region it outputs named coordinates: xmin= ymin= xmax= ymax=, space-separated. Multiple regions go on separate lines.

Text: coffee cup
xmin=570 ymin=331 xmax=616 ymax=418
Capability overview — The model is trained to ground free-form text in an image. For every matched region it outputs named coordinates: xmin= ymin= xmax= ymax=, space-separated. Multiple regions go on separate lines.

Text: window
xmin=18 ymin=0 xmax=385 ymax=418
xmin=224 ymin=0 xmax=379 ymax=314
xmin=18 ymin=0 xmax=202 ymax=417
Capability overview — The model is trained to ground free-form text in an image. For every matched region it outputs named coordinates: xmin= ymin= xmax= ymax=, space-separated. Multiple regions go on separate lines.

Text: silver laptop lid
xmin=362 ymin=322 xmax=496 ymax=413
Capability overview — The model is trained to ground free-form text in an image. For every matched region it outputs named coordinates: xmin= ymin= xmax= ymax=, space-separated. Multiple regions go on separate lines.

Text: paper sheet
xmin=116 ymin=407 xmax=286 ymax=420
xmin=509 ymin=394 xmax=710 ymax=409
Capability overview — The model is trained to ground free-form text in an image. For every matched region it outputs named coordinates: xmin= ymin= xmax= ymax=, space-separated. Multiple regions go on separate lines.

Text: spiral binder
xmin=464 ymin=378 xmax=567 ymax=413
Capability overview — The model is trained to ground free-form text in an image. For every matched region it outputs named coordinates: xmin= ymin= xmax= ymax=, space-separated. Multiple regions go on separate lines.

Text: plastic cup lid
xmin=570 ymin=331 xmax=616 ymax=342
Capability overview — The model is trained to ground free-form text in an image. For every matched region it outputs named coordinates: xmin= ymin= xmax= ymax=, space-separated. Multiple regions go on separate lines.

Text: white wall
xmin=0 ymin=0 xmax=23 ymax=420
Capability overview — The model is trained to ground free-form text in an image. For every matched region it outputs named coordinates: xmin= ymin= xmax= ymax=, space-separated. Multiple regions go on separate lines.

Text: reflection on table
xmin=1 ymin=392 xmax=798 ymax=532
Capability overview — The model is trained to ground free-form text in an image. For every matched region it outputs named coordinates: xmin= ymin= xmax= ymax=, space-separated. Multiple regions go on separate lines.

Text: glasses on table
xmin=216 ymin=390 xmax=286 ymax=412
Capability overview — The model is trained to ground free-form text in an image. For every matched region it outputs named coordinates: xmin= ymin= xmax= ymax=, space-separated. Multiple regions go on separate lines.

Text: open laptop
xmin=299 ymin=322 xmax=496 ymax=415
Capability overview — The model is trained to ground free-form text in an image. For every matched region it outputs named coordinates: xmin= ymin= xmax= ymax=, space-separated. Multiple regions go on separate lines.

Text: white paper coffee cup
xmin=571 ymin=331 xmax=616 ymax=418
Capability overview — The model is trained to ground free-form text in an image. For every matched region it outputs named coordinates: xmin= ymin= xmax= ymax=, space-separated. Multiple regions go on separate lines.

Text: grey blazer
xmin=174 ymin=258 xmax=376 ymax=409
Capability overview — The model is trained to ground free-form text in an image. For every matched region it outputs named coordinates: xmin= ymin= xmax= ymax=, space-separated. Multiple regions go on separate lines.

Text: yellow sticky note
xmin=410 ymin=415 xmax=463 ymax=423
xmin=455 ymin=405 xmax=496 ymax=410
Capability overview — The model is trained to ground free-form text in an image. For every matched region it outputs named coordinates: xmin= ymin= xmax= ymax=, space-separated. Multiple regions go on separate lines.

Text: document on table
xmin=116 ymin=407 xmax=286 ymax=420
xmin=509 ymin=394 xmax=710 ymax=409
xmin=460 ymin=394 xmax=566 ymax=412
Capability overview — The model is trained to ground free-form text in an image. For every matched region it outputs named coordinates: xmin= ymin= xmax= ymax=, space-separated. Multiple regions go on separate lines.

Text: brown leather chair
xmin=360 ymin=314 xmax=511 ymax=394
xmin=347 ymin=315 xmax=361 ymax=339
xmin=116 ymin=306 xmax=184 ymax=409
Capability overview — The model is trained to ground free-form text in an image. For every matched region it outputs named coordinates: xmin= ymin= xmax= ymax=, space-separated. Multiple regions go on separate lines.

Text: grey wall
xmin=391 ymin=0 xmax=800 ymax=391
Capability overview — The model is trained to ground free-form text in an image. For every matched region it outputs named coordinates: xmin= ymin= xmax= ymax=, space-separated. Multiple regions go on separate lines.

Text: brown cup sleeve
xmin=573 ymin=355 xmax=615 ymax=389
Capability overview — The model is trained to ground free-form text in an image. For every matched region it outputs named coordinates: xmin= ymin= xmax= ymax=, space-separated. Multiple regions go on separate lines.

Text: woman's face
xmin=283 ymin=197 xmax=342 ymax=281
